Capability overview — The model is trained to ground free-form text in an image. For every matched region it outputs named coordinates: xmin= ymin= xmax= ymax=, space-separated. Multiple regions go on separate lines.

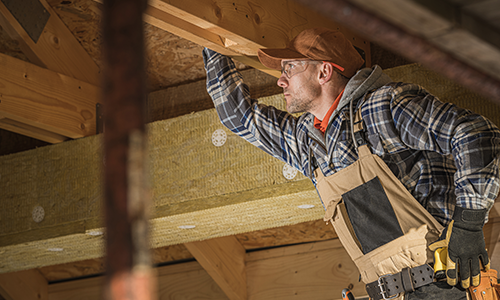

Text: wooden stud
xmin=185 ymin=236 xmax=247 ymax=300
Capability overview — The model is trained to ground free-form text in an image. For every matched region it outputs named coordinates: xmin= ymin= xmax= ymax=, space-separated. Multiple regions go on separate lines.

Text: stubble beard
xmin=284 ymin=82 xmax=321 ymax=114
xmin=286 ymin=94 xmax=311 ymax=114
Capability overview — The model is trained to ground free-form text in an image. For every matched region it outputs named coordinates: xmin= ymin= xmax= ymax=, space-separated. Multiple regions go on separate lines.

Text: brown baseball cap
xmin=258 ymin=28 xmax=365 ymax=78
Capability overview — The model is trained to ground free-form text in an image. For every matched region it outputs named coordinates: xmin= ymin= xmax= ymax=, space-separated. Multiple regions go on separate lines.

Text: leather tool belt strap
xmin=365 ymin=264 xmax=434 ymax=300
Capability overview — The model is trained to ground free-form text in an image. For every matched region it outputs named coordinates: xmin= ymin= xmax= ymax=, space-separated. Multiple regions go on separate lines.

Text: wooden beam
xmin=325 ymin=0 xmax=500 ymax=96
xmin=185 ymin=236 xmax=247 ymax=300
xmin=48 ymin=277 xmax=104 ymax=300
xmin=0 ymin=270 xmax=48 ymax=300
xmin=0 ymin=52 xmax=99 ymax=142
xmin=0 ymin=0 xmax=101 ymax=86
xmin=46 ymin=239 xmax=365 ymax=300
xmin=143 ymin=0 xmax=371 ymax=77
xmin=0 ymin=118 xmax=68 ymax=144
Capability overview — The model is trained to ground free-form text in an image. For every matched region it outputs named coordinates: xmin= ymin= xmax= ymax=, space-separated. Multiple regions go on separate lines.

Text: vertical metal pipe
xmin=101 ymin=0 xmax=155 ymax=299
xmin=294 ymin=0 xmax=500 ymax=103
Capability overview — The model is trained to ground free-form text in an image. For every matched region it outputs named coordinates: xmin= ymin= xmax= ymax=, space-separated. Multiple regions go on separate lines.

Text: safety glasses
xmin=281 ymin=60 xmax=320 ymax=79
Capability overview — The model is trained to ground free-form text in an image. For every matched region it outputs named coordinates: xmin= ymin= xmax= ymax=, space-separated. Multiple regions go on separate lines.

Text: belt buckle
xmin=377 ymin=274 xmax=399 ymax=300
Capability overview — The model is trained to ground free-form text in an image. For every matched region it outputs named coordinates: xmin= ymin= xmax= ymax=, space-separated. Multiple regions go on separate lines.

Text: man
xmin=204 ymin=27 xmax=500 ymax=299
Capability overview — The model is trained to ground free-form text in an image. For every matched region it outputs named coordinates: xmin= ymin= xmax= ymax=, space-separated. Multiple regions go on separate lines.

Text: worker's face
xmin=277 ymin=60 xmax=321 ymax=114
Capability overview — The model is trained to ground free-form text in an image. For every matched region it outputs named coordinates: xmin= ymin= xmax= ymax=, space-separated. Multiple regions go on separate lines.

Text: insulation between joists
xmin=1 ymin=63 xmax=499 ymax=273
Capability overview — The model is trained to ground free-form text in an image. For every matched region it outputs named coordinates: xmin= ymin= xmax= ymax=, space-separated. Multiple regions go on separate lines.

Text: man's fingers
xmin=470 ymin=258 xmax=482 ymax=287
xmin=471 ymin=273 xmax=481 ymax=287
xmin=446 ymin=256 xmax=458 ymax=287
xmin=481 ymin=254 xmax=491 ymax=271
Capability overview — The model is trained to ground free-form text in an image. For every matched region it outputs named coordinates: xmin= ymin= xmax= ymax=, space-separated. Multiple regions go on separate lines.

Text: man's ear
xmin=318 ymin=62 xmax=333 ymax=85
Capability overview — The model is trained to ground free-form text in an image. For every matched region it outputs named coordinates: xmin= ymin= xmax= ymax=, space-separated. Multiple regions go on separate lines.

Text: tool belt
xmin=365 ymin=264 xmax=434 ymax=300
xmin=469 ymin=269 xmax=500 ymax=300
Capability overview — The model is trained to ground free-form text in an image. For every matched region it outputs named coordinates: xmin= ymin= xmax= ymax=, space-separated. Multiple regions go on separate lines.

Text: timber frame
xmin=1 ymin=0 xmax=500 ymax=299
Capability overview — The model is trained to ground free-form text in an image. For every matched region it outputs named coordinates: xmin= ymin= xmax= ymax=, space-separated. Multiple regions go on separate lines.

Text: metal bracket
xmin=96 ymin=103 xmax=104 ymax=134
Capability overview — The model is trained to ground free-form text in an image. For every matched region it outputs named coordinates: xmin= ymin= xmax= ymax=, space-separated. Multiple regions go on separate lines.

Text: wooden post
xmin=101 ymin=0 xmax=155 ymax=299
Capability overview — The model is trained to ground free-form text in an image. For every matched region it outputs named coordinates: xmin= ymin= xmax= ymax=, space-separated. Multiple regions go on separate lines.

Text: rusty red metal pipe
xmin=294 ymin=0 xmax=500 ymax=103
xmin=102 ymin=0 xmax=155 ymax=299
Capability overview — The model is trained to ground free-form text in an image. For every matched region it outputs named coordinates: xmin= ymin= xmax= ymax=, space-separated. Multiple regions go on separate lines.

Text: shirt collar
xmin=314 ymin=89 xmax=344 ymax=133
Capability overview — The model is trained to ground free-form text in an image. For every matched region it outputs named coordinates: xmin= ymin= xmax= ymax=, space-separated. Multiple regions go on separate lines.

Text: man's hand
xmin=429 ymin=206 xmax=490 ymax=288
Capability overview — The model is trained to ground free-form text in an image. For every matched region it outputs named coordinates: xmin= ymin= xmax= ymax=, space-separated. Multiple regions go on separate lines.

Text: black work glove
xmin=429 ymin=206 xmax=490 ymax=288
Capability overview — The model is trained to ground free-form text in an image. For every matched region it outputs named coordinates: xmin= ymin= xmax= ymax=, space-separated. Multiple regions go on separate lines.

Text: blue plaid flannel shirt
xmin=204 ymin=48 xmax=500 ymax=225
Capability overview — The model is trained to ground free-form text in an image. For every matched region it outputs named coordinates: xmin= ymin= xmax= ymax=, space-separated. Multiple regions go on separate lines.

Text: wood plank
xmin=46 ymin=240 xmax=364 ymax=300
xmin=0 ymin=270 xmax=48 ymax=300
xmin=185 ymin=236 xmax=247 ymax=300
xmin=48 ymin=261 xmax=229 ymax=300
xmin=0 ymin=0 xmax=100 ymax=86
xmin=0 ymin=118 xmax=67 ymax=144
xmin=146 ymin=0 xmax=371 ymax=77
xmin=346 ymin=0 xmax=500 ymax=82
xmin=48 ymin=275 xmax=104 ymax=300
xmin=0 ymin=52 xmax=99 ymax=141
xmin=246 ymin=239 xmax=366 ymax=300
xmin=156 ymin=261 xmax=229 ymax=300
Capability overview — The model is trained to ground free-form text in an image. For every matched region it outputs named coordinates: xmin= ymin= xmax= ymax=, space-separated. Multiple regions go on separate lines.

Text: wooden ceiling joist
xmin=295 ymin=0 xmax=500 ymax=102
xmin=185 ymin=236 xmax=247 ymax=300
xmin=143 ymin=0 xmax=372 ymax=77
xmin=0 ymin=0 xmax=100 ymax=86
xmin=0 ymin=52 xmax=99 ymax=143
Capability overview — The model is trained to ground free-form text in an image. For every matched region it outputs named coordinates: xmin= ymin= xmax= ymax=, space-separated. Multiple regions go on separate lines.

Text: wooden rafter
xmin=0 ymin=52 xmax=99 ymax=142
xmin=144 ymin=0 xmax=371 ymax=78
xmin=0 ymin=0 xmax=100 ymax=86
xmin=0 ymin=0 xmax=101 ymax=143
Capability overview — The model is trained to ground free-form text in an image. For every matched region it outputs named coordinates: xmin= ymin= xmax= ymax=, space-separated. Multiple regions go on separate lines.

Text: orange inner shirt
xmin=314 ymin=90 xmax=344 ymax=133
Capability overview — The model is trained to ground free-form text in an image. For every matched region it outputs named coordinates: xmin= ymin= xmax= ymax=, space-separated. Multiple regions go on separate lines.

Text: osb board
xmin=0 ymin=23 xmax=27 ymax=62
xmin=0 ymin=0 xmax=242 ymax=93
xmin=45 ymin=0 xmax=216 ymax=91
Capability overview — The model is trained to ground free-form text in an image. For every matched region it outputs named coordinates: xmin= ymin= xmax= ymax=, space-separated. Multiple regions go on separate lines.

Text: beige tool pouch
xmin=315 ymin=102 xmax=444 ymax=286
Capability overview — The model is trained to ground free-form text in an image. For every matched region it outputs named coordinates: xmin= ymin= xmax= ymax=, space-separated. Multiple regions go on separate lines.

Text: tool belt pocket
xmin=469 ymin=269 xmax=500 ymax=300
xmin=322 ymin=175 xmax=405 ymax=256
xmin=341 ymin=176 xmax=403 ymax=254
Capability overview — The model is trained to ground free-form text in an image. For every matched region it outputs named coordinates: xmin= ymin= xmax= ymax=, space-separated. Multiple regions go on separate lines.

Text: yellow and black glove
xmin=429 ymin=206 xmax=490 ymax=289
